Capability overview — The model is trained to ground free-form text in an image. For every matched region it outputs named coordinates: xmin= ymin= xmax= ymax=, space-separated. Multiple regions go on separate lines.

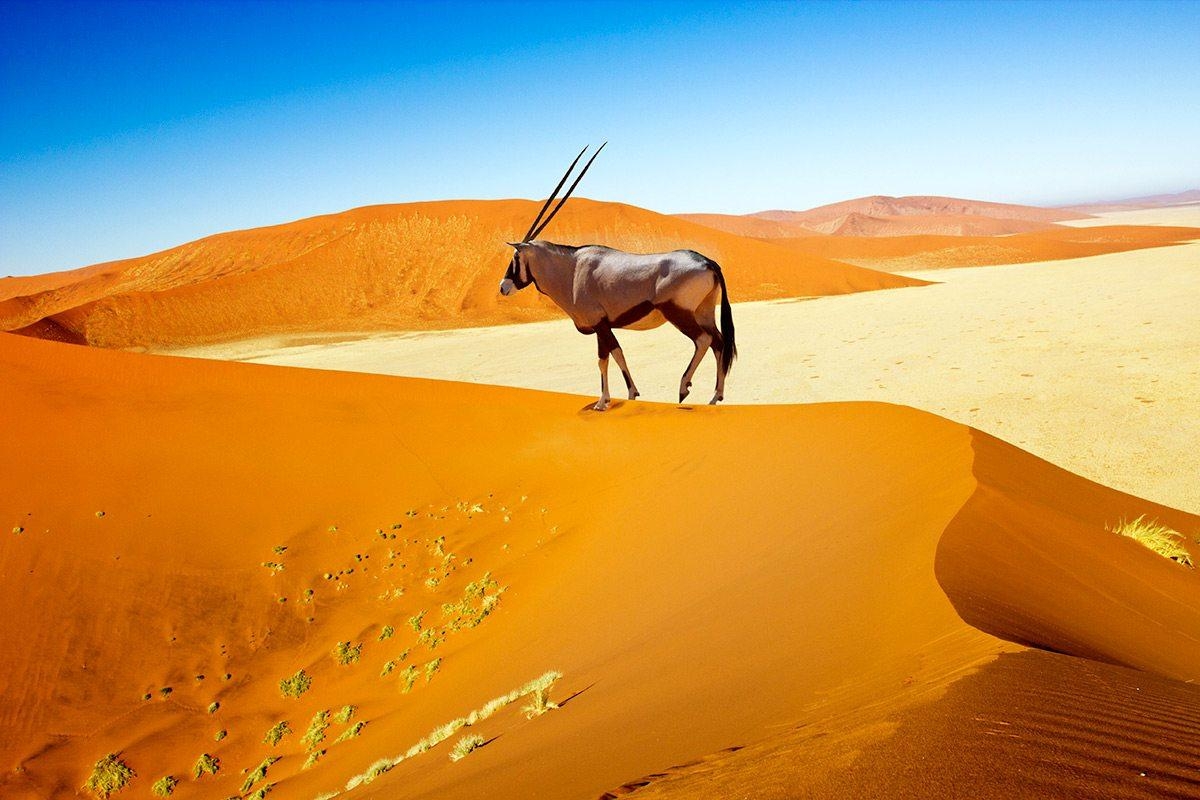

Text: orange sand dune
xmin=0 ymin=199 xmax=920 ymax=349
xmin=805 ymin=210 xmax=1060 ymax=237
xmin=672 ymin=213 xmax=814 ymax=238
xmin=766 ymin=224 xmax=1200 ymax=271
xmin=2 ymin=332 xmax=1197 ymax=800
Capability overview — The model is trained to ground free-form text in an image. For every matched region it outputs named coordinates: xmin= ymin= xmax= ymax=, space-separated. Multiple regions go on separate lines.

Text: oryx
xmin=499 ymin=144 xmax=736 ymax=411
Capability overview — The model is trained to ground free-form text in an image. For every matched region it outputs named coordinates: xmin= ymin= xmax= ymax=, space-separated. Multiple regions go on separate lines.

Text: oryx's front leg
xmin=593 ymin=324 xmax=620 ymax=411
xmin=608 ymin=336 xmax=639 ymax=400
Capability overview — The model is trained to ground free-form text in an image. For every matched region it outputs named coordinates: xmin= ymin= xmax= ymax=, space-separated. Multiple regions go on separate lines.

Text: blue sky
xmin=2 ymin=0 xmax=1197 ymax=276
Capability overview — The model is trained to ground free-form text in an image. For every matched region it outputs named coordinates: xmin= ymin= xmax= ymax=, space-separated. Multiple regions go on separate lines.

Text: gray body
xmin=500 ymin=240 xmax=736 ymax=410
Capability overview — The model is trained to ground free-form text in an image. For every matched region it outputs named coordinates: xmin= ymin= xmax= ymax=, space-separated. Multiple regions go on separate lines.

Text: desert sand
xmin=2 ymin=330 xmax=1198 ymax=800
xmin=169 ymin=223 xmax=1200 ymax=514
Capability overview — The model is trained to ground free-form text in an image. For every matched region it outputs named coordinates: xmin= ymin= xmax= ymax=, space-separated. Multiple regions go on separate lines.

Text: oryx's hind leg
xmin=593 ymin=324 xmax=620 ymax=411
xmin=708 ymin=325 xmax=726 ymax=404
xmin=679 ymin=331 xmax=713 ymax=402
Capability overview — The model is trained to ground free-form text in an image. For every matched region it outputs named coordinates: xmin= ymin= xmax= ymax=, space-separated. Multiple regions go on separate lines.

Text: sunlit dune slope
xmin=2 ymin=333 xmax=1197 ymax=800
xmin=764 ymin=224 xmax=1200 ymax=271
xmin=0 ymin=199 xmax=920 ymax=349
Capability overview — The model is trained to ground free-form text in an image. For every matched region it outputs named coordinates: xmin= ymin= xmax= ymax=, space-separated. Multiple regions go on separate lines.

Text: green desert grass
xmin=1108 ymin=515 xmax=1194 ymax=567
xmin=151 ymin=776 xmax=177 ymax=796
xmin=333 ymin=641 xmax=362 ymax=665
xmin=449 ymin=734 xmax=486 ymax=762
xmin=192 ymin=753 xmax=219 ymax=778
xmin=401 ymin=665 xmax=419 ymax=693
xmin=280 ymin=669 xmax=313 ymax=697
xmin=264 ymin=720 xmax=291 ymax=746
xmin=84 ymin=753 xmax=134 ymax=798
xmin=240 ymin=757 xmax=280 ymax=794
xmin=341 ymin=670 xmax=562 ymax=792
xmin=302 ymin=710 xmax=331 ymax=749
xmin=334 ymin=704 xmax=357 ymax=724
xmin=378 ymin=624 xmax=395 ymax=641
xmin=335 ymin=721 xmax=366 ymax=742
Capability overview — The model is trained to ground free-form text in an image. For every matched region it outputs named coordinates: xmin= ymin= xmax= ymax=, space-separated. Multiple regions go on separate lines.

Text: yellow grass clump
xmin=1108 ymin=516 xmax=1193 ymax=567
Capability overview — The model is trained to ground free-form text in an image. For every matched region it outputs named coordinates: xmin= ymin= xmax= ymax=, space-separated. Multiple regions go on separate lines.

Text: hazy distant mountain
xmin=1060 ymin=189 xmax=1200 ymax=214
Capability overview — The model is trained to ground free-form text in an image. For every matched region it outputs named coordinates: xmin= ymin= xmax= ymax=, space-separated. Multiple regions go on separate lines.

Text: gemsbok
xmin=499 ymin=144 xmax=736 ymax=411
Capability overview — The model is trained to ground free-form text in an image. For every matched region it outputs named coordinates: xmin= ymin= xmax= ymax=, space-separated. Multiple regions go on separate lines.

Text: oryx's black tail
xmin=707 ymin=260 xmax=736 ymax=377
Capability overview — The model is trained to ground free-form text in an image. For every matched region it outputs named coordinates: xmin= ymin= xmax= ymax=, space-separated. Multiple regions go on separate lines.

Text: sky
xmin=1 ymin=0 xmax=1198 ymax=276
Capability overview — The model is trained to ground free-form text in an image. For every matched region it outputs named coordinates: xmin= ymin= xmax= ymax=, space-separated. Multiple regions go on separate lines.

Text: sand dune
xmin=0 ymin=199 xmax=920 ymax=349
xmin=763 ymin=223 xmax=1200 ymax=271
xmin=679 ymin=195 xmax=1091 ymax=238
xmin=2 ymin=331 xmax=1198 ymax=800
xmin=176 ymin=235 xmax=1200 ymax=514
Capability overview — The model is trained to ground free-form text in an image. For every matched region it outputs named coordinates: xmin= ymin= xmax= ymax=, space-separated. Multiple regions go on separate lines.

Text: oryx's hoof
xmin=709 ymin=394 xmax=723 ymax=405
xmin=629 ymin=390 xmax=640 ymax=400
xmin=593 ymin=399 xmax=611 ymax=411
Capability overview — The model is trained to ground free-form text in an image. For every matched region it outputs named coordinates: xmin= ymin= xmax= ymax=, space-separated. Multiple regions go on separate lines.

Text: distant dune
xmin=1063 ymin=188 xmax=1200 ymax=214
xmin=763 ymin=224 xmax=1200 ymax=271
xmin=679 ymin=194 xmax=1091 ymax=238
xmin=0 ymin=199 xmax=921 ymax=349
xmin=2 ymin=332 xmax=1197 ymax=800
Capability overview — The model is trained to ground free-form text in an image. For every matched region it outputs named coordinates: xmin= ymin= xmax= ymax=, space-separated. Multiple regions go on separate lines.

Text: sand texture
xmin=2 ymin=331 xmax=1198 ymax=800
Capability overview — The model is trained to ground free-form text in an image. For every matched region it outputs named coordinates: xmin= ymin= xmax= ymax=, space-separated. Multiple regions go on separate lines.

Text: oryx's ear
xmin=506 ymin=241 xmax=527 ymax=250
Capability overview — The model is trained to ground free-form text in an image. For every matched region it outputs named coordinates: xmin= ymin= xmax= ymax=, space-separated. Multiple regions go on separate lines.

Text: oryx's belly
xmin=621 ymin=309 xmax=667 ymax=330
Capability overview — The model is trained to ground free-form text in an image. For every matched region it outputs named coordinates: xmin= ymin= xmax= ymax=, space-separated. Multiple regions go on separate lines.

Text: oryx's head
xmin=499 ymin=242 xmax=531 ymax=296
xmin=499 ymin=142 xmax=606 ymax=296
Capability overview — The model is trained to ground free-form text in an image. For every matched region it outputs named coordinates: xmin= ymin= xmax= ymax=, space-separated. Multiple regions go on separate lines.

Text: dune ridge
xmin=2 ymin=332 xmax=1197 ymax=800
xmin=0 ymin=199 xmax=921 ymax=349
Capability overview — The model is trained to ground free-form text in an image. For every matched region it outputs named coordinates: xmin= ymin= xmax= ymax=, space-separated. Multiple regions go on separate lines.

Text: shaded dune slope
xmin=1 ymin=334 xmax=1196 ymax=800
xmin=0 ymin=199 xmax=920 ymax=349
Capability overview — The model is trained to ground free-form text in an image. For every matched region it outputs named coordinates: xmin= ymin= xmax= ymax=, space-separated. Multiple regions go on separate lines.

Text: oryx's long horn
xmin=528 ymin=141 xmax=606 ymax=241
xmin=522 ymin=145 xmax=589 ymax=242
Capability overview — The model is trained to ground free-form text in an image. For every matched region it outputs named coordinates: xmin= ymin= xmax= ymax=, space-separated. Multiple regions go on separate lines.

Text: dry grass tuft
xmin=1108 ymin=515 xmax=1194 ymax=567
xmin=449 ymin=734 xmax=486 ymax=762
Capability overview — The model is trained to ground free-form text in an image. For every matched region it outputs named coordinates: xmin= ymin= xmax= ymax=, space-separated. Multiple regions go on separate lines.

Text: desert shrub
xmin=150 ymin=776 xmax=177 ymax=796
xmin=334 ymin=704 xmax=356 ymax=724
xmin=192 ymin=753 xmax=219 ymax=778
xmin=279 ymin=670 xmax=312 ymax=697
xmin=302 ymin=710 xmax=330 ymax=749
xmin=240 ymin=757 xmax=279 ymax=793
xmin=207 ymin=701 xmax=219 ymax=714
xmin=214 ymin=729 xmax=227 ymax=741
xmin=83 ymin=753 xmax=134 ymax=798
xmin=380 ymin=659 xmax=396 ymax=677
xmin=424 ymin=658 xmax=442 ymax=682
xmin=378 ymin=624 xmax=394 ymax=641
xmin=303 ymin=749 xmax=325 ymax=770
xmin=1109 ymin=515 xmax=1194 ymax=566
xmin=335 ymin=721 xmax=366 ymax=742
xmin=264 ymin=720 xmax=291 ymax=746
xmin=333 ymin=641 xmax=362 ymax=665
xmin=449 ymin=734 xmax=486 ymax=762
xmin=408 ymin=611 xmax=426 ymax=632
xmin=401 ymin=665 xmax=419 ymax=693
